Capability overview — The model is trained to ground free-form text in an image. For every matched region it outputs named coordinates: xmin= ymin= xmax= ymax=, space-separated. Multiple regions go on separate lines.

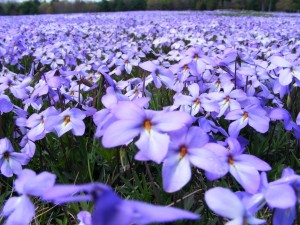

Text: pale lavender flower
xmin=269 ymin=55 xmax=300 ymax=86
xmin=26 ymin=106 xmax=60 ymax=141
xmin=162 ymin=127 xmax=226 ymax=192
xmin=45 ymin=108 xmax=86 ymax=137
xmin=77 ymin=211 xmax=91 ymax=225
xmin=1 ymin=169 xmax=56 ymax=225
xmin=0 ymin=138 xmax=29 ymax=177
xmin=225 ymin=104 xmax=270 ymax=138
xmin=102 ymin=101 xmax=192 ymax=164
xmin=0 ymin=94 xmax=13 ymax=114
xmin=139 ymin=60 xmax=174 ymax=89
xmin=43 ymin=183 xmax=200 ymax=225
xmin=205 ymin=137 xmax=271 ymax=193
xmin=205 ymin=187 xmax=265 ymax=225
xmin=173 ymin=83 xmax=219 ymax=116
xmin=92 ymin=189 xmax=200 ymax=225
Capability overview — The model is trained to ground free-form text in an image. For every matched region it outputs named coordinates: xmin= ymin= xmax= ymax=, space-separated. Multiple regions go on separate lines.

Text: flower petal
xmin=102 ymin=120 xmax=141 ymax=148
xmin=265 ymin=184 xmax=296 ymax=209
xmin=162 ymin=153 xmax=191 ymax=192
xmin=127 ymin=200 xmax=200 ymax=224
xmin=135 ymin=130 xmax=169 ymax=164
xmin=205 ymin=187 xmax=244 ymax=219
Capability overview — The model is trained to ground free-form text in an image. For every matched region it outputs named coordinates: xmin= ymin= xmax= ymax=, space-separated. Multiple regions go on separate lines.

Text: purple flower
xmin=207 ymin=87 xmax=247 ymax=117
xmin=14 ymin=169 xmax=56 ymax=197
xmin=43 ymin=182 xmax=111 ymax=204
xmin=77 ymin=211 xmax=91 ymax=225
xmin=115 ymin=54 xmax=139 ymax=75
xmin=93 ymin=89 xmax=119 ymax=138
xmin=173 ymin=83 xmax=219 ymax=116
xmin=205 ymin=187 xmax=265 ymax=225
xmin=26 ymin=106 xmax=59 ymax=141
xmin=268 ymin=168 xmax=300 ymax=225
xmin=1 ymin=169 xmax=56 ymax=225
xmin=0 ymin=138 xmax=29 ymax=177
xmin=269 ymin=55 xmax=300 ymax=86
xmin=171 ymin=57 xmax=198 ymax=82
xmin=102 ymin=101 xmax=192 ymax=163
xmin=225 ymin=104 xmax=270 ymax=138
xmin=139 ymin=60 xmax=174 ymax=88
xmin=45 ymin=108 xmax=86 ymax=137
xmin=44 ymin=182 xmax=200 ymax=225
xmin=1 ymin=195 xmax=34 ymax=225
xmin=0 ymin=75 xmax=29 ymax=99
xmin=270 ymin=108 xmax=300 ymax=138
xmin=0 ymin=94 xmax=13 ymax=114
xmin=92 ymin=189 xmax=200 ymax=225
xmin=240 ymin=170 xmax=298 ymax=225
xmin=205 ymin=137 xmax=271 ymax=193
xmin=162 ymin=127 xmax=226 ymax=192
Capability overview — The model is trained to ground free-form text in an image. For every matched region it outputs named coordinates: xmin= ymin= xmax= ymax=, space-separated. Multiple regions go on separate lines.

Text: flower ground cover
xmin=0 ymin=10 xmax=300 ymax=225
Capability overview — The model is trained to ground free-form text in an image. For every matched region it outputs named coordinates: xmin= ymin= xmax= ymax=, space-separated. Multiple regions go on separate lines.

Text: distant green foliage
xmin=0 ymin=0 xmax=299 ymax=16
xmin=18 ymin=0 xmax=40 ymax=14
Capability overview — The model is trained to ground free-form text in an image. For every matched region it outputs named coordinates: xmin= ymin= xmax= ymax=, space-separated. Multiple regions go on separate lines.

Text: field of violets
xmin=1 ymin=10 xmax=300 ymax=225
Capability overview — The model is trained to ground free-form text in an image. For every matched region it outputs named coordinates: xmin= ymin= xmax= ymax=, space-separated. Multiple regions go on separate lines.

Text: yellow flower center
xmin=225 ymin=96 xmax=230 ymax=103
xmin=243 ymin=112 xmax=248 ymax=120
xmin=179 ymin=145 xmax=187 ymax=158
xmin=143 ymin=119 xmax=152 ymax=131
xmin=64 ymin=116 xmax=71 ymax=125
xmin=228 ymin=155 xmax=234 ymax=165
xmin=195 ymin=98 xmax=200 ymax=106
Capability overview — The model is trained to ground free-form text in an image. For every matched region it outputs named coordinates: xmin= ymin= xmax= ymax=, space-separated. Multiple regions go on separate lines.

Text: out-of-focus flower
xmin=205 ymin=187 xmax=265 ymax=225
xmin=43 ymin=183 xmax=200 ymax=225
xmin=92 ymin=189 xmax=200 ymax=225
xmin=77 ymin=211 xmax=91 ymax=225
xmin=1 ymin=169 xmax=56 ymax=225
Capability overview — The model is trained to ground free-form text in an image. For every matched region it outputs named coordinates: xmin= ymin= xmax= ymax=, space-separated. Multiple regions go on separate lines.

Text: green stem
xmin=0 ymin=115 xmax=3 ymax=139
xmin=267 ymin=121 xmax=277 ymax=159
xmin=144 ymin=162 xmax=159 ymax=203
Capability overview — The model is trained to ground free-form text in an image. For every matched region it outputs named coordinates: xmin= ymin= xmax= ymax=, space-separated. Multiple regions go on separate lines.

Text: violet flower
xmin=43 ymin=183 xmax=200 ymax=225
xmin=92 ymin=189 xmax=200 ymax=225
xmin=0 ymin=138 xmax=29 ymax=177
xmin=1 ymin=169 xmax=56 ymax=225
xmin=173 ymin=83 xmax=219 ymax=116
xmin=205 ymin=137 xmax=271 ymax=193
xmin=205 ymin=187 xmax=265 ymax=225
xmin=225 ymin=104 xmax=270 ymax=138
xmin=139 ymin=60 xmax=174 ymax=89
xmin=102 ymin=101 xmax=192 ymax=164
xmin=45 ymin=107 xmax=86 ymax=137
xmin=26 ymin=106 xmax=59 ymax=141
xmin=77 ymin=211 xmax=92 ymax=225
xmin=162 ymin=127 xmax=227 ymax=192
xmin=269 ymin=55 xmax=300 ymax=86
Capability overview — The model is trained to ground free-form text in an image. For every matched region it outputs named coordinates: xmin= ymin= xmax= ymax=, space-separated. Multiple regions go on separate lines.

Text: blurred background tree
xmin=0 ymin=0 xmax=299 ymax=16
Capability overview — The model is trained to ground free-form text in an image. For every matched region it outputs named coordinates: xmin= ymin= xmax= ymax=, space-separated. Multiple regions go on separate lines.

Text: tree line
xmin=0 ymin=0 xmax=299 ymax=15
